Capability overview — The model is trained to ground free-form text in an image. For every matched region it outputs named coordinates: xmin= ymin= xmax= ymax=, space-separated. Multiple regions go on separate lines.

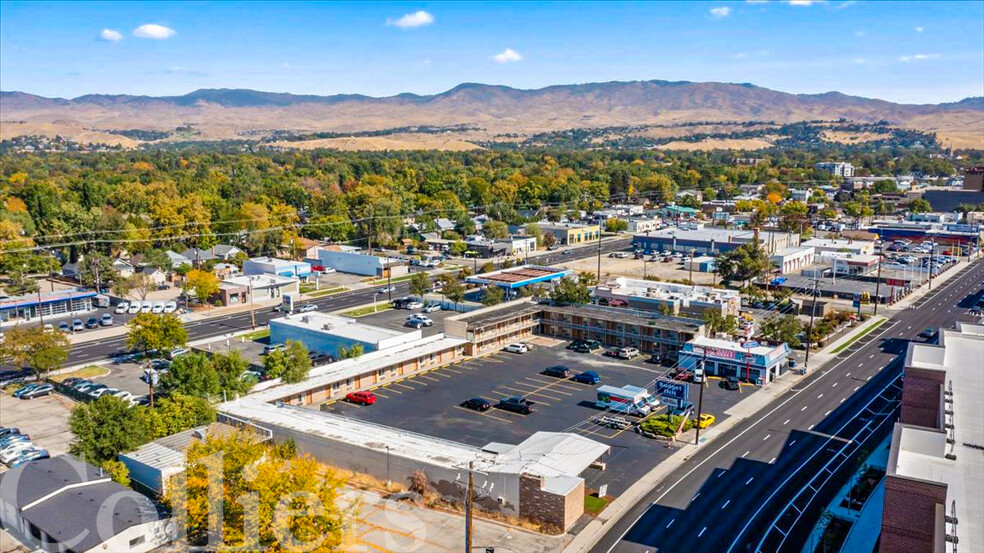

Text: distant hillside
xmin=2 ymin=80 xmax=981 ymax=149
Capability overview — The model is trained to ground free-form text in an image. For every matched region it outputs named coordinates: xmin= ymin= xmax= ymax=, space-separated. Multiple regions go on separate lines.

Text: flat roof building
xmin=632 ymin=227 xmax=798 ymax=256
xmin=242 ymin=256 xmax=311 ymax=278
xmin=880 ymin=322 xmax=984 ymax=553
xmin=538 ymin=222 xmax=601 ymax=246
xmin=801 ymin=238 xmax=875 ymax=256
xmin=314 ymin=246 xmax=408 ymax=278
xmin=466 ymin=265 xmax=573 ymax=290
xmin=771 ymin=246 xmax=817 ymax=275
xmin=678 ymin=336 xmax=792 ymax=386
xmin=0 ymin=288 xmax=96 ymax=326
xmin=593 ymin=277 xmax=741 ymax=318
xmin=270 ymin=312 xmax=421 ymax=357
xmin=217 ymin=274 xmax=299 ymax=306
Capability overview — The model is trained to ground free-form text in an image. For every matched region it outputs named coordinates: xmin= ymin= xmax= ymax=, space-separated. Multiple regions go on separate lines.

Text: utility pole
xmin=596 ymin=230 xmax=602 ymax=284
xmin=694 ymin=349 xmax=707 ymax=445
xmin=928 ymin=242 xmax=936 ymax=291
xmin=873 ymin=249 xmax=883 ymax=315
xmin=804 ymin=279 xmax=820 ymax=371
xmin=248 ymin=282 xmax=256 ymax=329
xmin=465 ymin=460 xmax=474 ymax=553
xmin=387 ymin=270 xmax=393 ymax=301
xmin=688 ymin=248 xmax=695 ymax=283
xmin=37 ymin=288 xmax=45 ymax=327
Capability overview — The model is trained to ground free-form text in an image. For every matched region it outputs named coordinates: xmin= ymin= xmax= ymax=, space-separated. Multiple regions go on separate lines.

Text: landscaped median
xmin=830 ymin=317 xmax=888 ymax=355
xmin=300 ymin=285 xmax=347 ymax=297
xmin=340 ymin=303 xmax=393 ymax=318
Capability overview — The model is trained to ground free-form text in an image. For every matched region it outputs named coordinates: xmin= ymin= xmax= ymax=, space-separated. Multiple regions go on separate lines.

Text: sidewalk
xmin=561 ymin=311 xmax=901 ymax=553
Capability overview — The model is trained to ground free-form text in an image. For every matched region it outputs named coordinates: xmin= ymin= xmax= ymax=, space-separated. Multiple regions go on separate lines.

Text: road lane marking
xmin=721 ymin=499 xmax=731 ymax=510
xmin=840 ymin=398 xmax=846 ymax=403
xmin=789 ymin=440 xmax=796 ymax=446
xmin=854 ymin=386 xmax=860 ymax=391
xmin=666 ymin=519 xmax=675 ymax=529
xmin=742 ymin=451 xmax=749 ymax=458
xmin=692 ymin=492 xmax=700 ymax=501
xmin=698 ymin=527 xmax=707 ymax=538
xmin=717 ymin=471 xmax=725 ymax=478
xmin=801 ymin=406 xmax=808 ymax=412
xmin=809 ymin=424 xmax=815 ymax=430
xmin=745 ymin=477 xmax=754 ymax=486
xmin=869 ymin=354 xmax=874 ymax=358
xmin=818 ymin=394 xmax=824 ymax=399
xmin=832 ymin=382 xmax=838 ymax=388
xmin=846 ymin=372 xmax=851 ymax=377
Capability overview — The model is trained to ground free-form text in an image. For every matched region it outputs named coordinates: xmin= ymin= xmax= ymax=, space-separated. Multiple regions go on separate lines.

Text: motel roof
xmin=466 ymin=265 xmax=573 ymax=289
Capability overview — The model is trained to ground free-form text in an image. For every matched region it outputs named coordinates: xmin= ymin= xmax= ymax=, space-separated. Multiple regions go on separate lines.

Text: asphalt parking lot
xmin=318 ymin=341 xmax=748 ymax=496
xmin=0 ymin=389 xmax=75 ymax=461
xmin=355 ymin=305 xmax=456 ymax=338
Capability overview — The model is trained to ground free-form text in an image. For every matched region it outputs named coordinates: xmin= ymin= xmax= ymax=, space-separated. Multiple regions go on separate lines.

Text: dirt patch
xmin=655 ymin=137 xmax=775 ymax=151
xmin=269 ymin=134 xmax=482 ymax=151
xmin=557 ymin=255 xmax=719 ymax=285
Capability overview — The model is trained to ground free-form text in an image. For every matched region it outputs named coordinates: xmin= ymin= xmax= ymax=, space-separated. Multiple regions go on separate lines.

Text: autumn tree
xmin=169 ymin=431 xmax=345 ymax=551
xmin=184 ymin=269 xmax=220 ymax=304
xmin=1 ymin=326 xmax=70 ymax=378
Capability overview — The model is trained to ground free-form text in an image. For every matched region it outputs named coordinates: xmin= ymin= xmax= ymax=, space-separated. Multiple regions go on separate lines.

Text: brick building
xmin=879 ymin=321 xmax=984 ymax=553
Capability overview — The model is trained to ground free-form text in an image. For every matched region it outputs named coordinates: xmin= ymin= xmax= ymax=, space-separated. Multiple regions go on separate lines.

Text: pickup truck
xmin=495 ymin=396 xmax=535 ymax=415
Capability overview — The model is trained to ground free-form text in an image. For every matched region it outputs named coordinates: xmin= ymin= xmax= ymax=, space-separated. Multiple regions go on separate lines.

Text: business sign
xmin=656 ymin=380 xmax=688 ymax=400
xmin=742 ymin=341 xmax=761 ymax=349
xmin=692 ymin=345 xmax=740 ymax=360
xmin=886 ymin=278 xmax=906 ymax=287
xmin=661 ymin=396 xmax=682 ymax=409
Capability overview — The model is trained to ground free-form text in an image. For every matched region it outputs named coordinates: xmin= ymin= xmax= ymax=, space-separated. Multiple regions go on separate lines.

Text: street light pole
xmin=694 ymin=349 xmax=707 ymax=445
xmin=804 ymin=279 xmax=820 ymax=371
xmin=873 ymin=249 xmax=883 ymax=316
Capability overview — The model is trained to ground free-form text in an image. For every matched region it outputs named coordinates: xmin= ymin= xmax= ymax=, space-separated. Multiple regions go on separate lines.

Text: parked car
xmin=407 ymin=314 xmax=433 ymax=327
xmin=298 ymin=304 xmax=318 ymax=313
xmin=70 ymin=380 xmax=93 ymax=391
xmin=8 ymin=448 xmax=50 ymax=467
xmin=262 ymin=344 xmax=285 ymax=355
xmin=163 ymin=301 xmax=178 ymax=314
xmin=721 ymin=376 xmax=741 ymax=391
xmin=84 ymin=384 xmax=108 ymax=396
xmin=617 ymin=347 xmax=640 ymax=359
xmin=85 ymin=317 xmax=100 ymax=329
xmin=128 ymin=302 xmax=141 ymax=314
xmin=571 ymin=370 xmax=601 ymax=385
xmin=423 ymin=302 xmax=442 ymax=313
xmin=0 ymin=369 xmax=33 ymax=387
xmin=115 ymin=302 xmax=130 ymax=314
xmin=404 ymin=301 xmax=424 ymax=310
xmin=12 ymin=384 xmax=40 ymax=399
xmin=90 ymin=387 xmax=119 ymax=399
xmin=100 ymin=314 xmax=114 ymax=326
xmin=1 ymin=443 xmax=39 ymax=465
xmin=0 ymin=435 xmax=31 ymax=451
xmin=542 ymin=365 xmax=571 ymax=378
xmin=345 ymin=391 xmax=377 ymax=405
xmin=0 ymin=427 xmax=20 ymax=440
xmin=71 ymin=319 xmax=85 ymax=332
xmin=495 ymin=396 xmax=535 ymax=415
xmin=18 ymin=383 xmax=53 ymax=399
xmin=504 ymin=342 xmax=529 ymax=354
xmin=461 ymin=397 xmax=491 ymax=412
xmin=672 ymin=369 xmax=693 ymax=382
xmin=603 ymin=346 xmax=621 ymax=357
xmin=919 ymin=328 xmax=938 ymax=340
xmin=140 ymin=301 xmax=153 ymax=313
xmin=151 ymin=302 xmax=165 ymax=314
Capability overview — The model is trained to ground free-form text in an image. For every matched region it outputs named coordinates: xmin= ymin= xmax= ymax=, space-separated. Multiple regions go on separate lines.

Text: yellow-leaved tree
xmin=169 ymin=431 xmax=346 ymax=552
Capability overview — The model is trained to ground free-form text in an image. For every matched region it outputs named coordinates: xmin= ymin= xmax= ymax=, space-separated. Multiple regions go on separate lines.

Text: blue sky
xmin=1 ymin=1 xmax=982 ymax=104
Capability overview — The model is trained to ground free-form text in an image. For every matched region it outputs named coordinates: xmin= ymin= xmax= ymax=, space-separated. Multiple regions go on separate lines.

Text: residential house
xmin=136 ymin=266 xmax=168 ymax=288
xmin=165 ymin=250 xmax=192 ymax=269
xmin=213 ymin=263 xmax=240 ymax=279
xmin=111 ymin=258 xmax=134 ymax=278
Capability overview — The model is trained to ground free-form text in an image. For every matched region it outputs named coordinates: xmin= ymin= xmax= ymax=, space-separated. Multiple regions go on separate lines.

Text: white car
xmin=110 ymin=390 xmax=136 ymax=404
xmin=151 ymin=302 xmax=165 ymax=314
xmin=140 ymin=301 xmax=153 ymax=314
xmin=405 ymin=301 xmax=424 ymax=310
xmin=90 ymin=387 xmax=119 ymax=399
xmin=504 ymin=342 xmax=529 ymax=354
xmin=617 ymin=347 xmax=640 ymax=359
xmin=298 ymin=304 xmax=318 ymax=313
xmin=1 ymin=443 xmax=37 ymax=465
xmin=423 ymin=302 xmax=442 ymax=313
xmin=128 ymin=302 xmax=141 ymax=314
xmin=115 ymin=302 xmax=130 ymax=314
xmin=163 ymin=301 xmax=178 ymax=313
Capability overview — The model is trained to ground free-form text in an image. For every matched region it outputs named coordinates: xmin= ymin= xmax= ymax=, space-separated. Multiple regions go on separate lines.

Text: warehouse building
xmin=678 ymin=337 xmax=792 ymax=386
xmin=801 ymin=238 xmax=874 ymax=256
xmin=314 ymin=246 xmax=409 ymax=278
xmin=444 ymin=299 xmax=707 ymax=358
xmin=242 ymin=256 xmax=311 ymax=279
xmin=0 ymin=288 xmax=96 ymax=326
xmin=269 ymin=312 xmax=421 ymax=357
xmin=593 ymin=277 xmax=741 ymax=318
xmin=771 ymin=246 xmax=816 ymax=275
xmin=632 ymin=227 xmax=798 ymax=256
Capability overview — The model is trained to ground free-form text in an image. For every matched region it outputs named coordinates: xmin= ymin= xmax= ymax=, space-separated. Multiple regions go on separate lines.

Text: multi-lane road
xmin=592 ymin=258 xmax=984 ymax=553
xmin=66 ymin=237 xmax=633 ymax=365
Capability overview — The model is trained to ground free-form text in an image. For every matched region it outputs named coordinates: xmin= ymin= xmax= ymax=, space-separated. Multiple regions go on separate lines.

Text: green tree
xmin=145 ymin=394 xmax=217 ymax=439
xmin=2 ymin=326 xmax=70 ymax=378
xmin=444 ymin=279 xmax=466 ymax=309
xmin=77 ymin=253 xmax=117 ymax=291
xmin=524 ymin=223 xmax=544 ymax=248
xmin=170 ymin=431 xmax=345 ymax=551
xmin=449 ymin=240 xmax=468 ymax=257
xmin=703 ymin=311 xmax=738 ymax=336
xmin=760 ymin=314 xmax=804 ymax=346
xmin=160 ymin=353 xmax=221 ymax=397
xmin=909 ymin=198 xmax=932 ymax=213
xmin=263 ymin=340 xmax=311 ymax=383
xmin=127 ymin=313 xmax=188 ymax=357
xmin=69 ymin=396 xmax=150 ymax=465
xmin=101 ymin=459 xmax=131 ymax=486
xmin=550 ymin=276 xmax=592 ymax=305
xmin=714 ymin=244 xmax=770 ymax=286
xmin=408 ymin=271 xmax=430 ymax=299
xmin=212 ymin=351 xmax=255 ymax=395
xmin=338 ymin=344 xmax=364 ymax=359
xmin=481 ymin=285 xmax=505 ymax=306
xmin=604 ymin=219 xmax=628 ymax=233
xmin=541 ymin=232 xmax=557 ymax=249
xmin=483 ymin=220 xmax=510 ymax=239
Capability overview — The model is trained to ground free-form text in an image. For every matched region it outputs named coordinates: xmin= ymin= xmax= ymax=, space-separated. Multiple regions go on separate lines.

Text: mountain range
xmin=2 ymin=80 xmax=982 ymax=149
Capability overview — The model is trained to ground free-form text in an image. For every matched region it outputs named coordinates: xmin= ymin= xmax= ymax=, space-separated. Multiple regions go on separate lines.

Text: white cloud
xmin=710 ymin=6 xmax=731 ymax=17
xmin=854 ymin=30 xmax=865 ymax=37
xmin=915 ymin=26 xmax=925 ymax=32
xmin=133 ymin=23 xmax=176 ymax=39
xmin=387 ymin=10 xmax=434 ymax=28
xmin=492 ymin=48 xmax=523 ymax=63
xmin=899 ymin=53 xmax=940 ymax=62
xmin=99 ymin=29 xmax=123 ymax=42
xmin=854 ymin=58 xmax=866 ymax=64
xmin=788 ymin=0 xmax=815 ymax=5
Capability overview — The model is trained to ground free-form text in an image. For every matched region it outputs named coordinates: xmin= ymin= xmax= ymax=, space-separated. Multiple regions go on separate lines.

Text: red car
xmin=345 ymin=391 xmax=377 ymax=405
xmin=312 ymin=265 xmax=326 ymax=272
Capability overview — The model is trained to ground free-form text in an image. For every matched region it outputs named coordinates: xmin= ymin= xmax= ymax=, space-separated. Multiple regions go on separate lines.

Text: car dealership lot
xmin=318 ymin=341 xmax=746 ymax=496
xmin=354 ymin=304 xmax=456 ymax=337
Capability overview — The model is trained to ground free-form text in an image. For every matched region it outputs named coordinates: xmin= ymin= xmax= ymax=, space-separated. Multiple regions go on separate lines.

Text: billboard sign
xmin=656 ymin=380 xmax=688 ymax=400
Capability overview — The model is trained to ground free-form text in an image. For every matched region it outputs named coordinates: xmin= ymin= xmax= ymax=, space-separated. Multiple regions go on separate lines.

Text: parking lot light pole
xmin=804 ymin=279 xmax=820 ymax=371
xmin=873 ymin=250 xmax=883 ymax=316
xmin=596 ymin=231 xmax=602 ymax=284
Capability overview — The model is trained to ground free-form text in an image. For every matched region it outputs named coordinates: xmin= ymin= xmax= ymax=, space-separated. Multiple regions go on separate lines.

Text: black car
xmin=567 ymin=339 xmax=586 ymax=350
xmin=571 ymin=343 xmax=593 ymax=353
xmin=495 ymin=396 xmax=535 ymax=415
xmin=721 ymin=376 xmax=740 ymax=391
xmin=461 ymin=397 xmax=491 ymax=412
xmin=0 ymin=368 xmax=32 ymax=387
xmin=542 ymin=365 xmax=571 ymax=378
xmin=85 ymin=317 xmax=100 ymax=329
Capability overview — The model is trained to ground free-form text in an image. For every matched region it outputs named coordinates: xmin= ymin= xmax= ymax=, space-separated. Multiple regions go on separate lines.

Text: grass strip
xmin=830 ymin=318 xmax=886 ymax=355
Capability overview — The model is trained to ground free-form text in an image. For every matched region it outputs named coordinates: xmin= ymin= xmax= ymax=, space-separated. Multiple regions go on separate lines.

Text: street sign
xmin=656 ymin=380 xmax=688 ymax=400
xmin=598 ymin=484 xmax=608 ymax=498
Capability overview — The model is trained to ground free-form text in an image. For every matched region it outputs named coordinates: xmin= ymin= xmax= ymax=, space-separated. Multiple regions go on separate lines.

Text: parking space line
xmin=500 ymin=385 xmax=563 ymax=401
xmin=451 ymin=405 xmax=514 ymax=423
xmin=524 ymin=377 xmax=582 ymax=392
xmin=430 ymin=371 xmax=455 ymax=379
xmin=512 ymin=381 xmax=573 ymax=396
xmin=442 ymin=367 xmax=465 ymax=375
xmin=418 ymin=375 xmax=441 ymax=382
xmin=392 ymin=383 xmax=416 ymax=391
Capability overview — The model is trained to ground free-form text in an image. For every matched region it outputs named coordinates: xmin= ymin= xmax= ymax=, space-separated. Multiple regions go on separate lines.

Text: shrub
xmin=639 ymin=414 xmax=693 ymax=437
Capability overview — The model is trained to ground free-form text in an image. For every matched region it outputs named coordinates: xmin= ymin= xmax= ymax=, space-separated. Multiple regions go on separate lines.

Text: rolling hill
xmin=2 ymin=80 xmax=981 ymax=149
